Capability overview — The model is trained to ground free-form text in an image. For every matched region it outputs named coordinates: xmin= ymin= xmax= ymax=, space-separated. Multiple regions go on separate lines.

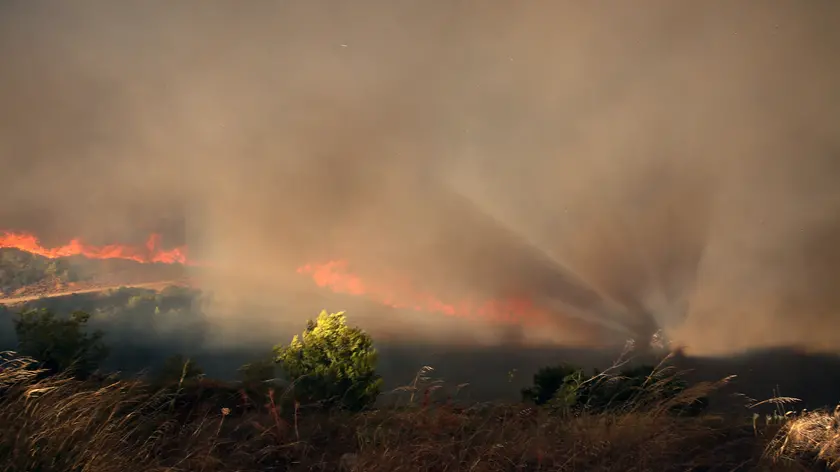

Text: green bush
xmin=13 ymin=308 xmax=108 ymax=379
xmin=274 ymin=310 xmax=382 ymax=411
xmin=578 ymin=365 xmax=688 ymax=412
xmin=523 ymin=362 xmax=703 ymax=415
xmin=521 ymin=364 xmax=585 ymax=407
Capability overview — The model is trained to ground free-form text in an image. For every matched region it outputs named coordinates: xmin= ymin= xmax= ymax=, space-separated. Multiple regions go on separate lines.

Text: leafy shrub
xmin=13 ymin=308 xmax=108 ymax=378
xmin=523 ymin=362 xmax=705 ymax=415
xmin=579 ymin=365 xmax=689 ymax=412
xmin=274 ymin=310 xmax=382 ymax=411
xmin=521 ymin=364 xmax=585 ymax=407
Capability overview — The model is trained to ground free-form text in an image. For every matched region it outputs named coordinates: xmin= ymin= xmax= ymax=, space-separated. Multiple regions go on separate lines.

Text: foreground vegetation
xmin=0 ymin=307 xmax=837 ymax=471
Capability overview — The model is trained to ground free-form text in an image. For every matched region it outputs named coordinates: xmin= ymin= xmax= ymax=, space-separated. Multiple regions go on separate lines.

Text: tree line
xmin=7 ymin=306 xmax=706 ymax=414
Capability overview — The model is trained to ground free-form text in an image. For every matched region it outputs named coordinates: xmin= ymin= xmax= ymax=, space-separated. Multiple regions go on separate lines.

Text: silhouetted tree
xmin=523 ymin=362 xmax=705 ymax=415
xmin=521 ymin=364 xmax=585 ymax=406
xmin=13 ymin=309 xmax=108 ymax=379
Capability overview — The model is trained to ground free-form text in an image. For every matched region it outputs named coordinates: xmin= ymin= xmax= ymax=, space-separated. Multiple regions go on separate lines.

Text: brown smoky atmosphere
xmin=1 ymin=0 xmax=839 ymax=356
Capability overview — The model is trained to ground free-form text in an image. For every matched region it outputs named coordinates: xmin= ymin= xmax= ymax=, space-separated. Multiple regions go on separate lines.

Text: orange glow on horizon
xmin=2 ymin=230 xmax=558 ymax=328
xmin=296 ymin=260 xmax=553 ymax=327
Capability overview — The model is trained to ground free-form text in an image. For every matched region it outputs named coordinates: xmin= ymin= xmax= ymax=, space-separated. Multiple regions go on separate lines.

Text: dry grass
xmin=0 ymin=352 xmax=829 ymax=472
xmin=768 ymin=405 xmax=840 ymax=470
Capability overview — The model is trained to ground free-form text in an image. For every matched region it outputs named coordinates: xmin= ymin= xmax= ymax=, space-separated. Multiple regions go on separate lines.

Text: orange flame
xmin=1 ymin=230 xmax=558 ymax=328
xmin=0 ymin=231 xmax=190 ymax=265
xmin=296 ymin=260 xmax=552 ymax=327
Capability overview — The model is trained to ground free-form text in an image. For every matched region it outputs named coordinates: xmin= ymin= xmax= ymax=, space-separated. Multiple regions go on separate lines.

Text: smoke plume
xmin=1 ymin=0 xmax=839 ymax=355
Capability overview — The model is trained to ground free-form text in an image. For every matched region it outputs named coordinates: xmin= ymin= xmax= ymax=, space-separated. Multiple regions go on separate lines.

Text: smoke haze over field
xmin=1 ymin=0 xmax=839 ymax=355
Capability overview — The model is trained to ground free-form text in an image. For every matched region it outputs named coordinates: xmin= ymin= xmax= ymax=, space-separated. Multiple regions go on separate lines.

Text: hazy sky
xmin=1 ymin=0 xmax=839 ymax=355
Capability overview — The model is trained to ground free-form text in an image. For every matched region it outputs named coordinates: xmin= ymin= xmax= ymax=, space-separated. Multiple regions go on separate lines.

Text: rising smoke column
xmin=1 ymin=1 xmax=839 ymax=355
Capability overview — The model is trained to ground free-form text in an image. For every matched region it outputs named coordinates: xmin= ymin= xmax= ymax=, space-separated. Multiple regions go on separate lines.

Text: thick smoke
xmin=1 ymin=0 xmax=839 ymax=355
